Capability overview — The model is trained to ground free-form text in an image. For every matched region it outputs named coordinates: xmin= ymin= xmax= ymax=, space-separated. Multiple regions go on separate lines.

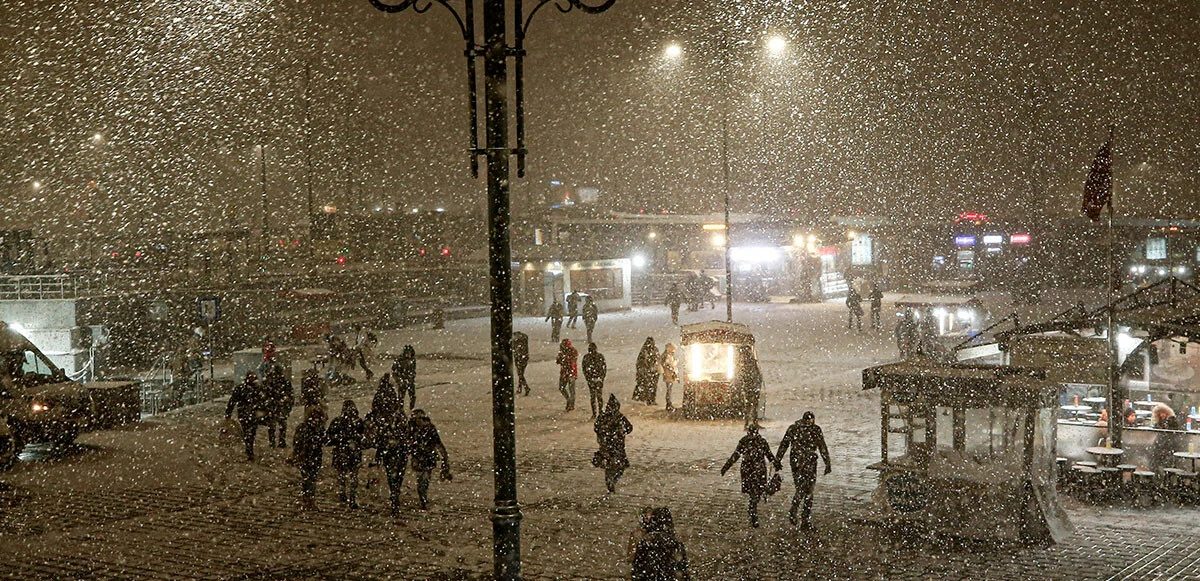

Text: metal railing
xmin=0 ymin=275 xmax=93 ymax=300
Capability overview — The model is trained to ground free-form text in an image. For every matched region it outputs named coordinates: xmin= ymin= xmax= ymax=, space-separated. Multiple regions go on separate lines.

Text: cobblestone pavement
xmin=2 ymin=299 xmax=1199 ymax=579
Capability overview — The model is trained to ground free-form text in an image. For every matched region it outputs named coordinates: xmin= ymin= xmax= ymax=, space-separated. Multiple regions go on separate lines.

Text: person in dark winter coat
xmin=409 ymin=409 xmax=451 ymax=510
xmin=326 ymin=399 xmax=366 ymax=508
xmin=846 ymin=285 xmax=864 ymax=332
xmin=391 ymin=345 xmax=417 ymax=411
xmin=595 ymin=394 xmax=633 ymax=492
xmin=366 ymin=391 xmax=410 ymax=517
xmin=513 ymin=331 xmax=530 ymax=396
xmin=582 ymin=342 xmax=607 ymax=418
xmin=630 ymin=507 xmax=690 ymax=581
xmin=264 ymin=365 xmax=294 ymax=448
xmin=300 ymin=368 xmax=326 ymax=409
xmin=582 ymin=296 xmax=599 ymax=343
xmin=545 ymin=299 xmax=566 ymax=342
xmin=665 ymin=284 xmax=683 ymax=325
xmin=774 ymin=411 xmax=831 ymax=529
xmin=634 ymin=338 xmax=661 ymax=405
xmin=868 ymin=283 xmax=884 ymax=330
xmin=733 ymin=345 xmax=762 ymax=428
xmin=895 ymin=308 xmax=918 ymax=359
xmin=292 ymin=406 xmax=327 ymax=510
xmin=721 ymin=424 xmax=776 ymax=528
xmin=225 ymin=371 xmax=269 ymax=461
xmin=566 ymin=290 xmax=582 ymax=329
xmin=556 ymin=339 xmax=579 ymax=411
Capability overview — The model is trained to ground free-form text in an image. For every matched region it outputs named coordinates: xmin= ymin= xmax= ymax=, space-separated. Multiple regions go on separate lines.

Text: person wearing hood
xmin=292 ymin=406 xmax=327 ymax=511
xmin=595 ymin=394 xmax=633 ymax=493
xmin=300 ymin=368 xmax=326 ymax=409
xmin=326 ymin=399 xmax=366 ymax=508
xmin=720 ymin=423 xmax=776 ymax=528
xmin=582 ymin=342 xmax=608 ymax=419
xmin=659 ymin=344 xmax=680 ymax=412
xmin=545 ymin=298 xmax=566 ymax=342
xmin=665 ymin=283 xmax=683 ymax=326
xmin=225 ymin=371 xmax=269 ymax=461
xmin=513 ymin=331 xmax=530 ymax=396
xmin=774 ymin=411 xmax=831 ymax=530
xmin=409 ymin=409 xmax=451 ymax=510
xmin=392 ymin=345 xmax=417 ymax=411
xmin=556 ymin=339 xmax=579 ymax=412
xmin=630 ymin=506 xmax=690 ymax=581
xmin=634 ymin=338 xmax=661 ymax=405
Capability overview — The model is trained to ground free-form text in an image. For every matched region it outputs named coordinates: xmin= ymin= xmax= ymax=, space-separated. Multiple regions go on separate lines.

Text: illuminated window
xmin=1146 ymin=238 xmax=1167 ymax=260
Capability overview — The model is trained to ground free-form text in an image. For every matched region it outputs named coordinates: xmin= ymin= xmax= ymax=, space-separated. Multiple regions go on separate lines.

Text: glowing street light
xmin=766 ymin=35 xmax=787 ymax=56
xmin=664 ymin=42 xmax=682 ymax=59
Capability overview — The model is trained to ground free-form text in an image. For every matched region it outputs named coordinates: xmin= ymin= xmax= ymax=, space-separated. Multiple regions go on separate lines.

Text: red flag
xmin=1081 ymin=135 xmax=1113 ymax=222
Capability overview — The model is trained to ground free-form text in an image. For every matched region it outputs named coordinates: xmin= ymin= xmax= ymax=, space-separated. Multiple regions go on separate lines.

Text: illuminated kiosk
xmin=680 ymin=321 xmax=755 ymax=418
xmin=862 ymin=361 xmax=1072 ymax=544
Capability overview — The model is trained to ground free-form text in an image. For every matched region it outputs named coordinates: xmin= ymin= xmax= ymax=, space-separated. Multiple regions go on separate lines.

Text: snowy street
xmin=2 ymin=296 xmax=1198 ymax=580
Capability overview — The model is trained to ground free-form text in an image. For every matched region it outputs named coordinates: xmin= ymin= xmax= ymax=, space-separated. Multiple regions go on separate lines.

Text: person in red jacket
xmin=556 ymin=339 xmax=579 ymax=411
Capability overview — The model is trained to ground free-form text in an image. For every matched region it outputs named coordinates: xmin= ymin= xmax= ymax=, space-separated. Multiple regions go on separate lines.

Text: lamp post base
xmin=492 ymin=501 xmax=523 ymax=580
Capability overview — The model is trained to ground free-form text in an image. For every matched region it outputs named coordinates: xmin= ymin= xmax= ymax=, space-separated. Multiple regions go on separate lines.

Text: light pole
xmin=662 ymin=33 xmax=789 ymax=323
xmin=257 ymin=144 xmax=268 ymax=263
xmin=367 ymin=2 xmax=616 ymax=579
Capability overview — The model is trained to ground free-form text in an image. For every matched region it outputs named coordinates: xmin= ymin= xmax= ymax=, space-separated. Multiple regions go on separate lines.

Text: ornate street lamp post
xmin=367 ymin=2 xmax=616 ymax=579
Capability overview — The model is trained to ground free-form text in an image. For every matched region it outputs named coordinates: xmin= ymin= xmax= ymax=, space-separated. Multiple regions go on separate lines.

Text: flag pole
xmin=1104 ymin=124 xmax=1121 ymax=449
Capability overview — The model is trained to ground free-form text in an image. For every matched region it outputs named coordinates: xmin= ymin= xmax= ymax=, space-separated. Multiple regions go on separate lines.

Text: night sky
xmin=2 ymin=0 xmax=1197 ymax=239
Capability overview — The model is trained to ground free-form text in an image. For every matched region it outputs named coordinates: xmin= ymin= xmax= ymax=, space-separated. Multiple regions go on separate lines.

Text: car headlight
xmin=31 ymin=402 xmax=48 ymax=413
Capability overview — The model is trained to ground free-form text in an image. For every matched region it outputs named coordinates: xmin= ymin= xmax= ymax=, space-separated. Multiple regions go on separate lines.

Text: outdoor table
xmin=1173 ymin=451 xmax=1200 ymax=472
xmin=1133 ymin=400 xmax=1163 ymax=408
xmin=1061 ymin=405 xmax=1091 ymax=417
xmin=1082 ymin=397 xmax=1107 ymax=406
xmin=1085 ymin=446 xmax=1125 ymax=467
xmin=1135 ymin=409 xmax=1153 ymax=416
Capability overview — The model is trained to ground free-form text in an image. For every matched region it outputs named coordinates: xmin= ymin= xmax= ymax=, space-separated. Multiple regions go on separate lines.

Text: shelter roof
xmin=862 ymin=362 xmax=1055 ymax=408
xmin=680 ymin=321 xmax=754 ymax=345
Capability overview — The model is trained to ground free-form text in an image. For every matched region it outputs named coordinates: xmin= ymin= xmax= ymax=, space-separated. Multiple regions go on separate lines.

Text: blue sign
xmin=198 ymin=297 xmax=221 ymax=324
xmin=954 ymin=235 xmax=976 ymax=247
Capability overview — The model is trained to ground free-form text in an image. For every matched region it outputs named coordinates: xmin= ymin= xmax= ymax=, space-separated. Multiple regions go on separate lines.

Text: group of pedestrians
xmin=845 ymin=282 xmax=884 ymax=333
xmin=632 ymin=338 xmax=680 ymax=411
xmin=224 ymin=355 xmax=295 ymax=462
xmin=545 ymin=291 xmax=600 ymax=343
xmin=289 ymin=373 xmax=451 ymax=514
xmin=721 ymin=412 xmax=831 ymax=530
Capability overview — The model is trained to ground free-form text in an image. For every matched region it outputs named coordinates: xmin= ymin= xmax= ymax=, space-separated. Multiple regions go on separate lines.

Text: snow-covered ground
xmin=1 ymin=292 xmax=1197 ymax=580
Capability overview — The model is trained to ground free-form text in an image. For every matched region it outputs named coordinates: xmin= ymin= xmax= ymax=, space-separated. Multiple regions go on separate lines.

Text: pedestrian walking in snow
xmin=225 ymin=370 xmax=270 ymax=461
xmin=733 ymin=345 xmax=763 ymax=427
xmin=292 ymin=406 xmax=327 ymax=511
xmin=720 ymin=423 xmax=777 ymax=528
xmin=634 ymin=337 xmax=661 ymax=405
xmin=566 ymin=290 xmax=582 ymax=329
xmin=300 ymin=367 xmax=325 ymax=409
xmin=264 ymin=365 xmax=294 ymax=448
xmin=665 ymin=284 xmax=683 ymax=325
xmin=868 ymin=283 xmax=884 ymax=330
xmin=366 ymin=388 xmax=410 ymax=517
xmin=846 ymin=285 xmax=864 ymax=333
xmin=326 ymin=399 xmax=366 ymax=508
xmin=392 ymin=345 xmax=417 ymax=411
xmin=546 ymin=299 xmax=566 ymax=342
xmin=582 ymin=296 xmax=599 ymax=343
xmin=895 ymin=308 xmax=918 ymax=359
xmin=594 ymin=394 xmax=633 ymax=493
xmin=409 ymin=409 xmax=451 ymax=510
xmin=513 ymin=331 xmax=530 ymax=396
xmin=630 ymin=507 xmax=690 ymax=581
xmin=556 ymin=339 xmax=579 ymax=411
xmin=659 ymin=343 xmax=679 ymax=412
xmin=582 ymin=342 xmax=607 ymax=418
xmin=774 ymin=411 xmax=831 ymax=530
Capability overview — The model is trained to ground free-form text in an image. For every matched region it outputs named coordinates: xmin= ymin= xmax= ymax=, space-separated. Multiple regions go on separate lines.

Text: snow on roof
xmin=894 ymin=294 xmax=976 ymax=307
xmin=679 ymin=320 xmax=754 ymax=345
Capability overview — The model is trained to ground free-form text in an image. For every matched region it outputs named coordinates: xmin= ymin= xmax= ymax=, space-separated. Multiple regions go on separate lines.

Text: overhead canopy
xmin=679 ymin=321 xmax=754 ymax=346
xmin=893 ymin=294 xmax=977 ymax=309
xmin=863 ymin=362 xmax=1056 ymax=408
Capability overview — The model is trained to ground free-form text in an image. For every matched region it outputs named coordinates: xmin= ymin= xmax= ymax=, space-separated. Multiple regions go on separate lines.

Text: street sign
xmin=198 ymin=297 xmax=221 ymax=324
